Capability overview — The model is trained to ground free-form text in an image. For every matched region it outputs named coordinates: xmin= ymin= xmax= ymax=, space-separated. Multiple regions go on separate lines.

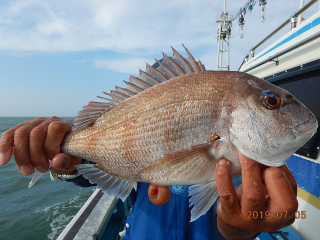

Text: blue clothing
xmin=123 ymin=182 xmax=226 ymax=240
xmin=68 ymin=176 xmax=250 ymax=240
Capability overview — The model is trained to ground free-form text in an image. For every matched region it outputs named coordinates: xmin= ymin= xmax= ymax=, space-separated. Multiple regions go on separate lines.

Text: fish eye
xmin=267 ymin=96 xmax=278 ymax=105
xmin=261 ymin=90 xmax=282 ymax=109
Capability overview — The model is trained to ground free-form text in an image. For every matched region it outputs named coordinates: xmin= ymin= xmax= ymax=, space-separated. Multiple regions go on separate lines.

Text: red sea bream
xmin=59 ymin=45 xmax=317 ymax=222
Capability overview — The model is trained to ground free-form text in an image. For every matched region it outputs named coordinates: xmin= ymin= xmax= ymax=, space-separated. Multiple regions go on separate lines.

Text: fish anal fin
xmin=136 ymin=143 xmax=217 ymax=185
xmin=76 ymin=164 xmax=135 ymax=201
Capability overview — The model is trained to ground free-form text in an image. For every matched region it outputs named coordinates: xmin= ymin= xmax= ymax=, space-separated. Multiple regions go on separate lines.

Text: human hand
xmin=0 ymin=117 xmax=83 ymax=175
xmin=215 ymin=153 xmax=297 ymax=240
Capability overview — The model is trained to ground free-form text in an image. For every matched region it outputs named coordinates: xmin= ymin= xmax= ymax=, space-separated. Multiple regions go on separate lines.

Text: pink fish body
xmin=61 ymin=46 xmax=318 ymax=221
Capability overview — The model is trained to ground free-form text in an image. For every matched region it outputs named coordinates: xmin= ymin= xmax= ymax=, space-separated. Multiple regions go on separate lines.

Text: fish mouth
xmin=293 ymin=117 xmax=318 ymax=136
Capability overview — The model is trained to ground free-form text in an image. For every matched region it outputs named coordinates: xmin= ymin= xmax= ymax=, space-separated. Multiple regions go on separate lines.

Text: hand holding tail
xmin=0 ymin=117 xmax=82 ymax=176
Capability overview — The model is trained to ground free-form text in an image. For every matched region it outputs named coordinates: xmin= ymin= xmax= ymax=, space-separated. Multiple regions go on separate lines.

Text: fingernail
xmin=36 ymin=166 xmax=47 ymax=173
xmin=218 ymin=159 xmax=228 ymax=166
xmin=61 ymin=157 xmax=70 ymax=169
xmin=20 ymin=165 xmax=33 ymax=175
xmin=0 ymin=152 xmax=6 ymax=165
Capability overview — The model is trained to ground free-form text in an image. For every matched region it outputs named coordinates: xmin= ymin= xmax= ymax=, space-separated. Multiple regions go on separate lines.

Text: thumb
xmin=50 ymin=153 xmax=83 ymax=174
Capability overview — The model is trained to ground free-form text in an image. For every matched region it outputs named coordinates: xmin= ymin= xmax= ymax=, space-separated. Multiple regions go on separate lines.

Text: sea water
xmin=0 ymin=117 xmax=94 ymax=240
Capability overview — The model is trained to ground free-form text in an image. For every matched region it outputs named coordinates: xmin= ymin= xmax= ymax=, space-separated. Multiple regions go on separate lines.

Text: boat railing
xmin=238 ymin=0 xmax=320 ymax=71
xmin=57 ymin=189 xmax=118 ymax=240
xmin=251 ymin=0 xmax=319 ymax=53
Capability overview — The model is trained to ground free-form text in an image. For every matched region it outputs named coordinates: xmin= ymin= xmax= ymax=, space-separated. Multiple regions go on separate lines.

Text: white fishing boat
xmin=57 ymin=1 xmax=320 ymax=239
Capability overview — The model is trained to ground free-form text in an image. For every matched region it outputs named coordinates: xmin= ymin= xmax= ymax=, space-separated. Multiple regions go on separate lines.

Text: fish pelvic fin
xmin=76 ymin=164 xmax=135 ymax=202
xmin=71 ymin=45 xmax=205 ymax=133
xmin=189 ymin=180 xmax=219 ymax=222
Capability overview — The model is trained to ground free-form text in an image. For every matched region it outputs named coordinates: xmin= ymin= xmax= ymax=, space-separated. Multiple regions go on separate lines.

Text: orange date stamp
xmin=247 ymin=211 xmax=306 ymax=220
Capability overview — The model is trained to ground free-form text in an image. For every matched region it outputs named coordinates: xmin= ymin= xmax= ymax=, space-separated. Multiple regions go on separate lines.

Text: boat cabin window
xmin=273 ymin=75 xmax=320 ymax=159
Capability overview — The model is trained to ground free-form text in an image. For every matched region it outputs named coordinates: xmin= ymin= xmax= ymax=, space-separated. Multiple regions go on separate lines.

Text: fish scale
xmin=63 ymin=72 xmax=227 ymax=177
xmin=29 ymin=45 xmax=317 ymax=222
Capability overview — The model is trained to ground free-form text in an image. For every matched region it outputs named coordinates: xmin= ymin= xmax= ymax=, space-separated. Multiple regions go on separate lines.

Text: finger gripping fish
xmin=59 ymin=45 xmax=317 ymax=222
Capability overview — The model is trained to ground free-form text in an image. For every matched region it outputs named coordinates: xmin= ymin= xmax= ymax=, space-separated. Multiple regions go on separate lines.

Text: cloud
xmin=0 ymin=0 xmax=309 ymax=70
xmin=94 ymin=57 xmax=154 ymax=74
xmin=0 ymin=0 xmax=220 ymax=53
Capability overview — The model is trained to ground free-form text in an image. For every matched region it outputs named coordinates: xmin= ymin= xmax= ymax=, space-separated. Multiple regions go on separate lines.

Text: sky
xmin=0 ymin=0 xmax=319 ymax=117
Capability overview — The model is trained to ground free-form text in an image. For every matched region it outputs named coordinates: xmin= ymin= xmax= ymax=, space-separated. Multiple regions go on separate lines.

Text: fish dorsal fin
xmin=72 ymin=45 xmax=205 ymax=132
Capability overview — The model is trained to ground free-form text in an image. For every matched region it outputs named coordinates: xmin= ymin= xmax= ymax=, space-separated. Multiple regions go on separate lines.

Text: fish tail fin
xmin=28 ymin=170 xmax=44 ymax=188
xmin=76 ymin=164 xmax=136 ymax=201
xmin=28 ymin=160 xmax=52 ymax=188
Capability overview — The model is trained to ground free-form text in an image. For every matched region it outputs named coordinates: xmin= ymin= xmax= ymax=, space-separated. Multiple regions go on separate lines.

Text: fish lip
xmin=293 ymin=118 xmax=318 ymax=136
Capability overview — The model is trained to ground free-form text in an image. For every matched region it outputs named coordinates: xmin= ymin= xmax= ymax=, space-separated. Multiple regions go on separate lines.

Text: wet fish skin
xmin=56 ymin=45 xmax=317 ymax=222
xmin=25 ymin=45 xmax=317 ymax=222
xmin=61 ymin=70 xmax=317 ymax=185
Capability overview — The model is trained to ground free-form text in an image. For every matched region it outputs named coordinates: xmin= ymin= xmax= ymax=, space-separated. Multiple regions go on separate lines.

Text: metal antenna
xmin=216 ymin=0 xmax=261 ymax=70
xmin=216 ymin=0 xmax=232 ymax=71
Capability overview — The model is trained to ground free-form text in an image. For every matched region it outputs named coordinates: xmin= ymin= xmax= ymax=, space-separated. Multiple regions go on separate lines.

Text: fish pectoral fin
xmin=136 ymin=143 xmax=216 ymax=182
xmin=189 ymin=180 xmax=219 ymax=222
xmin=76 ymin=164 xmax=135 ymax=202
